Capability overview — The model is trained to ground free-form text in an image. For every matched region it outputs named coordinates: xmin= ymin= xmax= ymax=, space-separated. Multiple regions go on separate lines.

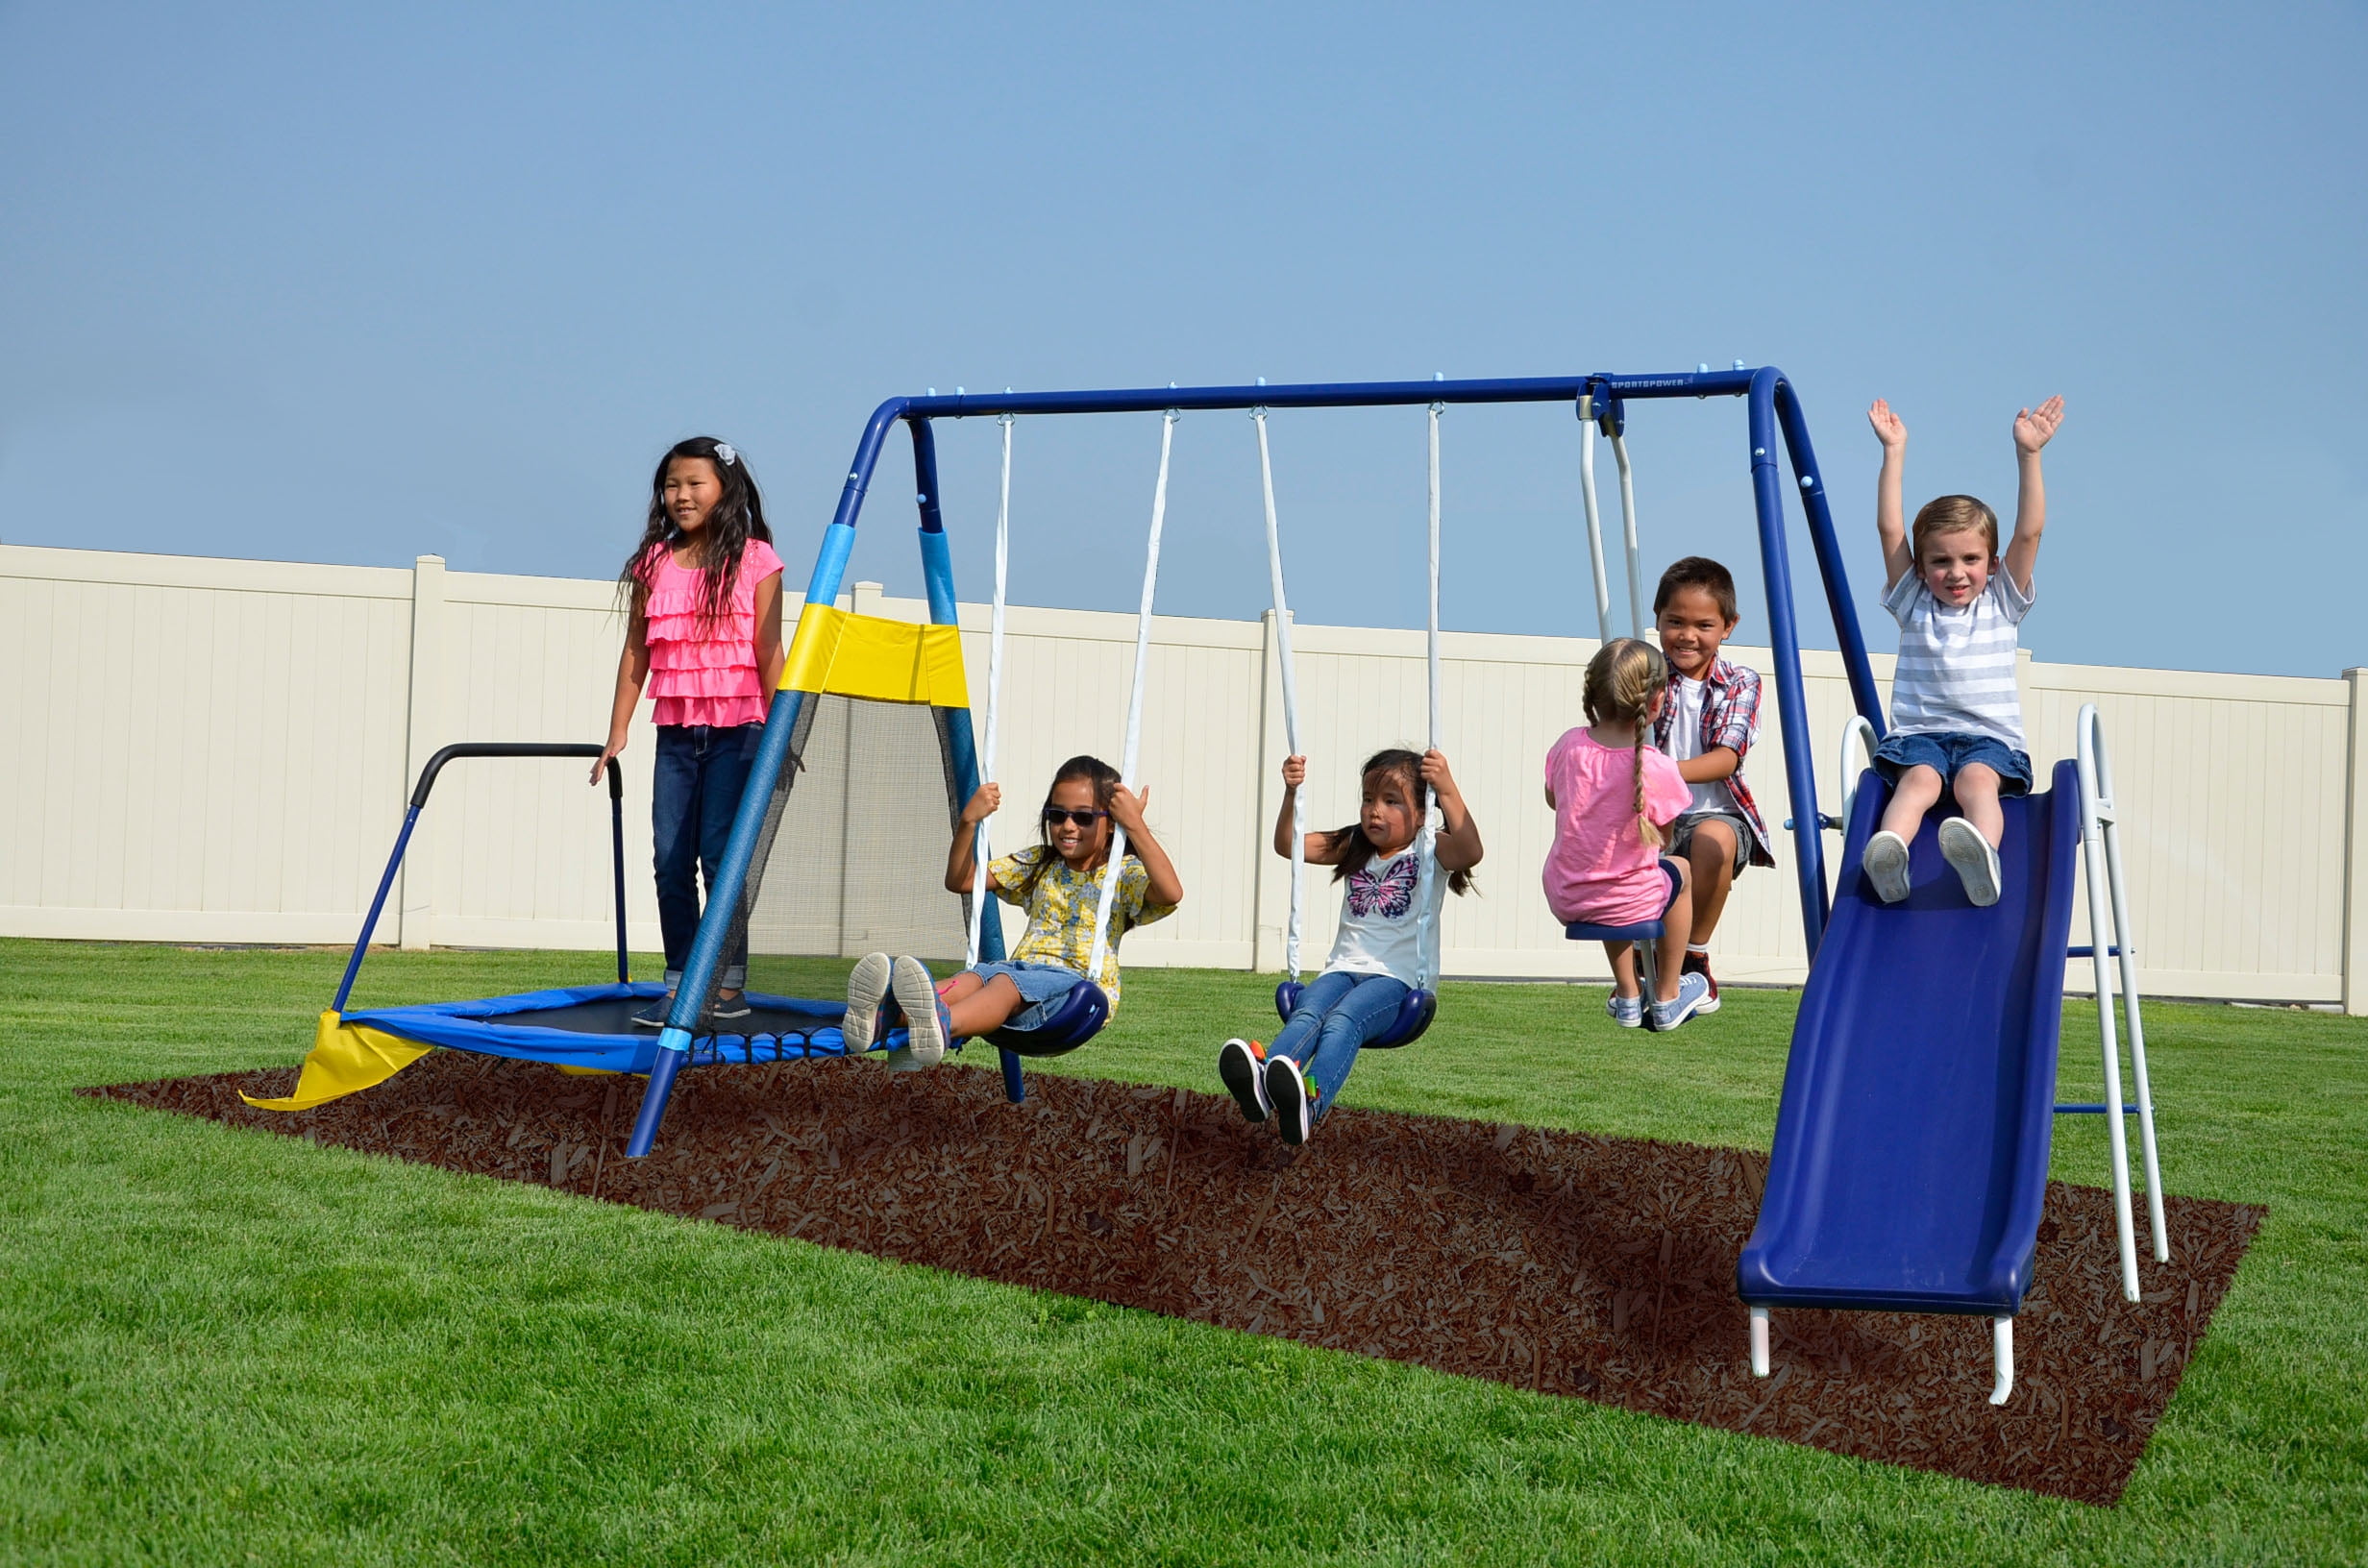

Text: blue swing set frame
xmin=628 ymin=366 xmax=1887 ymax=1157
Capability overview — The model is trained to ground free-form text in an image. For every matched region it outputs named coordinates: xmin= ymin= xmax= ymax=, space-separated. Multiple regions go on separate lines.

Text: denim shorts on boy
xmin=1669 ymin=811 xmax=1752 ymax=878
xmin=967 ymin=960 xmax=1089 ymax=1034
xmin=1871 ymin=730 xmax=2033 ymax=799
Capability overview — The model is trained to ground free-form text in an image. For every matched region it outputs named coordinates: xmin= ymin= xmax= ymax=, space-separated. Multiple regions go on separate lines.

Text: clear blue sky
xmin=4 ymin=3 xmax=2361 ymax=675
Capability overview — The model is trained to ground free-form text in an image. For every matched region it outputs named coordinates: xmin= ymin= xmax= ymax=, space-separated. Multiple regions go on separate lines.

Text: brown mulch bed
xmin=90 ymin=1054 xmax=2260 ymax=1505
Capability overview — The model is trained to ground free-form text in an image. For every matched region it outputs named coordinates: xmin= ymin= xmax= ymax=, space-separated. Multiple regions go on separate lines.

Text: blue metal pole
xmin=1774 ymin=380 xmax=1886 ymax=735
xmin=626 ymin=527 xmax=856 ymax=1156
xmin=332 ymin=806 xmax=419 ymax=1013
xmin=1747 ymin=369 xmax=1832 ymax=954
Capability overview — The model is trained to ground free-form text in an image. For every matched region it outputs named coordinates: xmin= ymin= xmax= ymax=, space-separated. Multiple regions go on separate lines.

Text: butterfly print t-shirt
xmin=1320 ymin=844 xmax=1446 ymax=987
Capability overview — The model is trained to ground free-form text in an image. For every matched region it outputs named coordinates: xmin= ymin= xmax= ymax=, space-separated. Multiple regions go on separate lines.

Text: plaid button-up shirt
xmin=1652 ymin=655 xmax=1777 ymax=869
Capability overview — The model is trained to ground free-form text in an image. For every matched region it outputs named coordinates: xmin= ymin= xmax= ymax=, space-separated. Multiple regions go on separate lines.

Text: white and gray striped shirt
xmin=1884 ymin=570 xmax=2032 ymax=748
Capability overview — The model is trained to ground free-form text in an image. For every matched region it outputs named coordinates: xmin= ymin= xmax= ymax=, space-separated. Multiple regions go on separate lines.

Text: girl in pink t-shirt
xmin=592 ymin=437 xmax=786 ymax=1026
xmin=1542 ymin=638 xmax=1713 ymax=1031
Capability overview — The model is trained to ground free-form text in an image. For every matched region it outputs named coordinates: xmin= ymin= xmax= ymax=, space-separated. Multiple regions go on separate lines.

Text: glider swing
xmin=1254 ymin=398 xmax=1442 ymax=1048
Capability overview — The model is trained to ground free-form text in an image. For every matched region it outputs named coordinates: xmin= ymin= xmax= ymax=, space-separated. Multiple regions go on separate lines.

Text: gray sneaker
xmin=841 ymin=952 xmax=893 ymax=1055
xmin=1938 ymin=817 xmax=2002 ymax=907
xmin=1647 ymin=970 xmax=1713 ymax=1032
xmin=889 ymin=955 xmax=950 ymax=1068
xmin=1862 ymin=829 xmax=1912 ymax=904
xmin=1605 ymin=992 xmax=1645 ymax=1029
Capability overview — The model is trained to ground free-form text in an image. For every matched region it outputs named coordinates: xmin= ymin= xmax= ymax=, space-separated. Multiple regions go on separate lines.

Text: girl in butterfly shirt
xmin=1220 ymin=747 xmax=1483 ymax=1145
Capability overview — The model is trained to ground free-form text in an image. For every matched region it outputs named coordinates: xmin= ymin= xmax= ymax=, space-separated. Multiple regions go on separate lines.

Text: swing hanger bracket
xmin=1574 ymin=378 xmax=1626 ymax=438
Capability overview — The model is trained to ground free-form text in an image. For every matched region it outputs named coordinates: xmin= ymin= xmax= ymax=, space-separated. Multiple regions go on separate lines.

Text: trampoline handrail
xmin=411 ymin=742 xmax=618 ymax=807
xmin=333 ymin=741 xmax=629 ymax=1014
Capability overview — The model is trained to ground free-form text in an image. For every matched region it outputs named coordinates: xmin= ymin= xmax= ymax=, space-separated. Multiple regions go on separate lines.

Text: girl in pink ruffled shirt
xmin=593 ymin=437 xmax=785 ymax=1026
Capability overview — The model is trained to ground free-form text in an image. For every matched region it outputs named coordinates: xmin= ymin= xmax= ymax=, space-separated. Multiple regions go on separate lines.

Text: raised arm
xmin=944 ymin=783 xmax=1002 ymax=894
xmin=1272 ymin=754 xmax=1347 ymax=865
xmin=2002 ymin=396 xmax=2063 ymax=596
xmin=1108 ymin=783 xmax=1183 ymax=907
xmin=1867 ymin=399 xmax=1912 ymax=589
xmin=1421 ymin=749 xmax=1484 ymax=873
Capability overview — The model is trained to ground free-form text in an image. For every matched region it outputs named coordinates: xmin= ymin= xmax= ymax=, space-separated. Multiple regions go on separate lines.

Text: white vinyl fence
xmin=6 ymin=544 xmax=2362 ymax=1009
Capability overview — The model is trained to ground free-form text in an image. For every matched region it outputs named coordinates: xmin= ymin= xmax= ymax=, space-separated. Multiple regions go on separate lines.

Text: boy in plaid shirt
xmin=1649 ymin=557 xmax=1775 ymax=1012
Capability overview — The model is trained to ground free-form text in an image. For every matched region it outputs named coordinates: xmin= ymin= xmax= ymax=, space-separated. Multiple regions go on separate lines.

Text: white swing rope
xmin=1258 ymin=405 xmax=1447 ymax=994
xmin=1577 ymin=416 xmax=1646 ymax=643
xmin=1084 ymin=408 xmax=1177 ymax=989
xmin=963 ymin=412 xmax=1015 ymax=970
xmin=1410 ymin=402 xmax=1444 ymax=992
xmin=1252 ymin=407 xmax=1305 ymax=983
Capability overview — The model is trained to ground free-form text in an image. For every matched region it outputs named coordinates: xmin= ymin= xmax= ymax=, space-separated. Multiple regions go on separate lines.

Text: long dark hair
xmin=1011 ymin=754 xmax=1133 ymax=905
xmin=1328 ymin=747 xmax=1474 ymax=895
xmin=615 ymin=436 xmax=772 ymax=624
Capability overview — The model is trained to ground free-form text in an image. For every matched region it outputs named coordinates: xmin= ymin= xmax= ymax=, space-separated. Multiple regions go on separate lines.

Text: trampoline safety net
xmin=699 ymin=606 xmax=979 ymax=1017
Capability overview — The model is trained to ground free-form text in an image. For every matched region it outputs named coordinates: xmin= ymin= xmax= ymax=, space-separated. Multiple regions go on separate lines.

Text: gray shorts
xmin=1669 ymin=811 xmax=1751 ymax=878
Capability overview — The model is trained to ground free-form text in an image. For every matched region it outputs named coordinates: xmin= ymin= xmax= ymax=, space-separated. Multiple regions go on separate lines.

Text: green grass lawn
xmin=3 ymin=937 xmax=2362 ymax=1566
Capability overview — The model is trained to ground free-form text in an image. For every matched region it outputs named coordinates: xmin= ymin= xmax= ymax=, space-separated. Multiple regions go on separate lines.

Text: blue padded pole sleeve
xmin=333 ymin=805 xmax=419 ymax=1013
xmin=1748 ymin=369 xmax=1831 ymax=955
xmin=1775 ymin=379 xmax=1887 ymax=736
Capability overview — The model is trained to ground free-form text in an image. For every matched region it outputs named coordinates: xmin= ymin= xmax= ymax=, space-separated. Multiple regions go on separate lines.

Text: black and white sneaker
xmin=709 ymin=992 xmax=752 ymax=1022
xmin=1264 ymin=1053 xmax=1311 ymax=1146
xmin=1219 ymin=1038 xmax=1270 ymax=1122
xmin=1938 ymin=817 xmax=2002 ymax=908
xmin=631 ymin=991 xmax=676 ymax=1028
xmin=842 ymin=952 xmax=892 ymax=1054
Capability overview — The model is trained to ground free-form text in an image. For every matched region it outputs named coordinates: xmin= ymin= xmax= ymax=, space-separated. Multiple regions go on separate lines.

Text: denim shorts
xmin=1669 ymin=811 xmax=1751 ymax=878
xmin=1872 ymin=730 xmax=2034 ymax=798
xmin=968 ymin=961 xmax=1088 ymax=1034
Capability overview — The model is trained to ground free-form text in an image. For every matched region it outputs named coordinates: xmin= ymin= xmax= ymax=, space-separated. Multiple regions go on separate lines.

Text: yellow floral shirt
xmin=988 ymin=847 xmax=1176 ymax=1017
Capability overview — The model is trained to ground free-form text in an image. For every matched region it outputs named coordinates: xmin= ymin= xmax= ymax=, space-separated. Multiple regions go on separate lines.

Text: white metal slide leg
xmin=1989 ymin=1317 xmax=2014 ymax=1406
xmin=1749 ymin=1307 xmax=1770 ymax=1377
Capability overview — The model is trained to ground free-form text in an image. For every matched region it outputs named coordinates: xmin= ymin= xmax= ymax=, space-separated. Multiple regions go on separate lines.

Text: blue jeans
xmin=1267 ymin=970 xmax=1411 ymax=1120
xmin=652 ymin=723 xmax=763 ymax=991
xmin=1872 ymin=730 xmax=2033 ymax=800
xmin=968 ymin=960 xmax=1087 ymax=1034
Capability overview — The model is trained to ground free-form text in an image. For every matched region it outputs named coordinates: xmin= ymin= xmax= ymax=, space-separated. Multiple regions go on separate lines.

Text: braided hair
xmin=1582 ymin=638 xmax=1669 ymax=848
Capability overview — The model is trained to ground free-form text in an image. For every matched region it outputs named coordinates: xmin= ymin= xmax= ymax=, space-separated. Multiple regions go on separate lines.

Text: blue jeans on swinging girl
xmin=1267 ymin=969 xmax=1411 ymax=1120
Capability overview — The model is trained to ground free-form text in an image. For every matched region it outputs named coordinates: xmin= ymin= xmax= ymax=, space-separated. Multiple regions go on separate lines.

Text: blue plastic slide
xmin=1739 ymin=759 xmax=2082 ymax=1319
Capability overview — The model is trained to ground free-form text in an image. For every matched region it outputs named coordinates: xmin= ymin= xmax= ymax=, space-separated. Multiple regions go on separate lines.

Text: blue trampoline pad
xmin=345 ymin=982 xmax=912 ymax=1072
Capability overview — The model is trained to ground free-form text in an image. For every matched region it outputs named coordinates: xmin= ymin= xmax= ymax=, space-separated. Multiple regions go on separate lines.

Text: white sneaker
xmin=1605 ymin=992 xmax=1644 ymax=1029
xmin=841 ymin=953 xmax=892 ymax=1055
xmin=1647 ymin=970 xmax=1714 ymax=1032
xmin=1939 ymin=817 xmax=2002 ymax=907
xmin=1862 ymin=830 xmax=1912 ymax=904
xmin=889 ymin=955 xmax=950 ymax=1067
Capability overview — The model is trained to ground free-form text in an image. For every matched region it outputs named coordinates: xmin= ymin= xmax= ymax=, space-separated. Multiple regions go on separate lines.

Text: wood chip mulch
xmin=89 ymin=1054 xmax=2260 ymax=1505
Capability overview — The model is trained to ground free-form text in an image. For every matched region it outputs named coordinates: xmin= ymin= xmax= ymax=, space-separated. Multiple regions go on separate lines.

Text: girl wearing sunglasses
xmin=844 ymin=754 xmax=1182 ymax=1063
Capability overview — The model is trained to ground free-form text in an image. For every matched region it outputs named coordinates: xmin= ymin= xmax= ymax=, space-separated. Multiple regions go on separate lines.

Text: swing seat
xmin=983 ymin=979 xmax=1109 ymax=1058
xmin=1271 ymin=980 xmax=1438 ymax=1051
xmin=1563 ymin=918 xmax=1665 ymax=945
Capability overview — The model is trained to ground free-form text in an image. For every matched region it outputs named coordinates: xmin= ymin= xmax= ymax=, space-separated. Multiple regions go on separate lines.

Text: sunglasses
xmin=1042 ymin=807 xmax=1108 ymax=828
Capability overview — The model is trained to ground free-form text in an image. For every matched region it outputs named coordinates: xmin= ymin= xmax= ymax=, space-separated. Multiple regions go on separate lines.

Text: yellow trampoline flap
xmin=782 ymin=603 xmax=968 ymax=707
xmin=242 ymin=1012 xmax=436 ymax=1112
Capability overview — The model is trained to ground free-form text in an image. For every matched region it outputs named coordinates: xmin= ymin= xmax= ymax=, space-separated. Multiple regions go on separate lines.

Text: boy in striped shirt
xmin=1861 ymin=395 xmax=2065 ymax=907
